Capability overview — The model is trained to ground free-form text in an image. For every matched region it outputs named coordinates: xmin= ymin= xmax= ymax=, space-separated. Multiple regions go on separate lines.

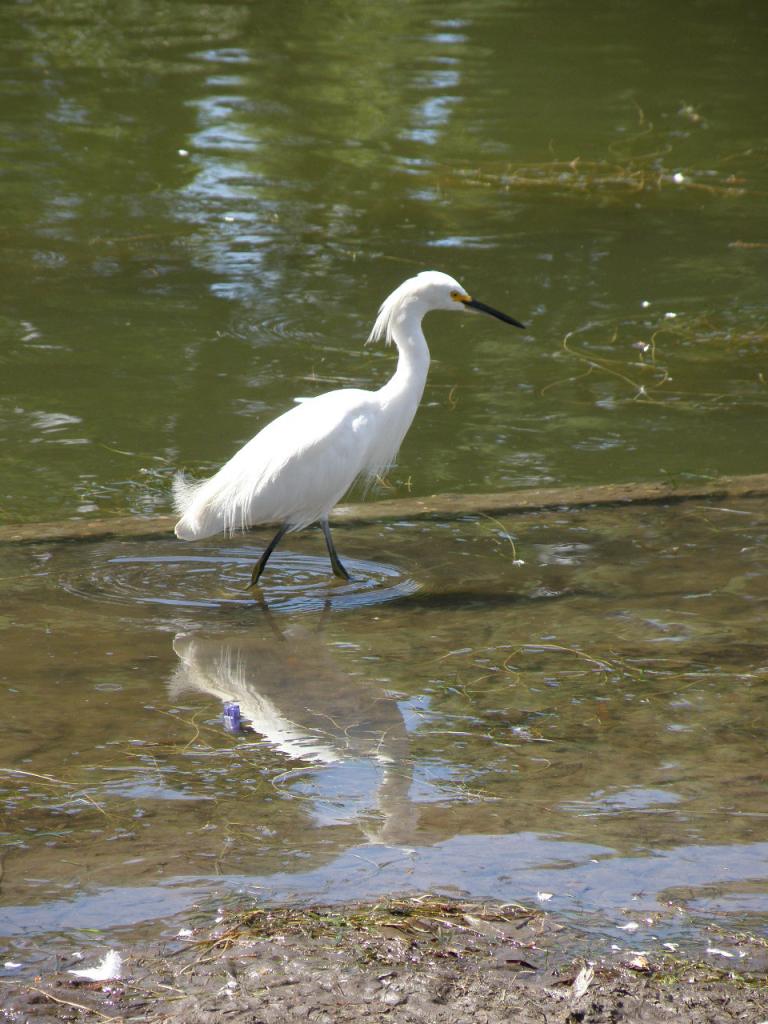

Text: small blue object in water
xmin=223 ymin=702 xmax=241 ymax=733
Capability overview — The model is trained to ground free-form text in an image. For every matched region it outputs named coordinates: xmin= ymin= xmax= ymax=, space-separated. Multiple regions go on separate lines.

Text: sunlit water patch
xmin=58 ymin=545 xmax=421 ymax=613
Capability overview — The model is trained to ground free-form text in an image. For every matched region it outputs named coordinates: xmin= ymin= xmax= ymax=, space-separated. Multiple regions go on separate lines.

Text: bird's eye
xmin=450 ymin=290 xmax=459 ymax=300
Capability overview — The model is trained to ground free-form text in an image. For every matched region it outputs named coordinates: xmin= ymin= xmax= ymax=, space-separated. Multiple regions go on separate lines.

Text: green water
xmin=1 ymin=0 xmax=768 ymax=969
xmin=2 ymin=0 xmax=766 ymax=523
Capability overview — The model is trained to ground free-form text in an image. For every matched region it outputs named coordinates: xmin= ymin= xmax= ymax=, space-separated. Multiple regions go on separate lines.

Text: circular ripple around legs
xmin=59 ymin=546 xmax=421 ymax=613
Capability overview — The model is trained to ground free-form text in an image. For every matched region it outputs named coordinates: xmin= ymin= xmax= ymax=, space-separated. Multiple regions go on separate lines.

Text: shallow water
xmin=1 ymin=0 xmax=768 ymax=970
xmin=2 ymin=499 xmax=768 ymax=966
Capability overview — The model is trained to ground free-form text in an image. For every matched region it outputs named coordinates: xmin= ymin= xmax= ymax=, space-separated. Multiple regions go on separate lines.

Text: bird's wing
xmin=179 ymin=389 xmax=377 ymax=534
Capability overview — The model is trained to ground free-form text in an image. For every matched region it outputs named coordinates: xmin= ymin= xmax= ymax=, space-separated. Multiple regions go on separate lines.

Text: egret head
xmin=368 ymin=270 xmax=525 ymax=344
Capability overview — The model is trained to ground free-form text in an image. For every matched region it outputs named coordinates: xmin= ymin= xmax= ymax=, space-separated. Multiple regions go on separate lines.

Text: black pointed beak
xmin=462 ymin=297 xmax=526 ymax=330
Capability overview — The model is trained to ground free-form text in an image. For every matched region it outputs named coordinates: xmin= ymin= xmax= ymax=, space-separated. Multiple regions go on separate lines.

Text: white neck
xmin=377 ymin=296 xmax=431 ymax=409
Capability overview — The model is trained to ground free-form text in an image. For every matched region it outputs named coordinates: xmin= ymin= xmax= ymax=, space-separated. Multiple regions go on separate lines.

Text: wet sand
xmin=3 ymin=897 xmax=766 ymax=1023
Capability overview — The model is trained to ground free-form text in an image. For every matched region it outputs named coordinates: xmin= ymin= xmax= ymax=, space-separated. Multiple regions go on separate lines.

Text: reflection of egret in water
xmin=168 ymin=622 xmax=418 ymax=844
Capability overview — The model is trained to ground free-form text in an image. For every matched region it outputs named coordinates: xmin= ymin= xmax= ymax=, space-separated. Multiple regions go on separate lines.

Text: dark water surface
xmin=1 ymin=0 xmax=767 ymax=969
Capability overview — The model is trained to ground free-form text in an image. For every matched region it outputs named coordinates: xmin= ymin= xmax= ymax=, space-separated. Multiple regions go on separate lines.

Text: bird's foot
xmin=248 ymin=565 xmax=266 ymax=589
xmin=330 ymin=559 xmax=351 ymax=582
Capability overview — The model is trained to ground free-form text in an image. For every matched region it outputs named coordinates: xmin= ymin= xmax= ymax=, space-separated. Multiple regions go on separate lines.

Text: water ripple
xmin=59 ymin=546 xmax=420 ymax=613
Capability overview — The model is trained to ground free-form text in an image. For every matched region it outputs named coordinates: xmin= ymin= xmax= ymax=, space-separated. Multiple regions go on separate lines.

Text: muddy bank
xmin=3 ymin=897 xmax=767 ymax=1023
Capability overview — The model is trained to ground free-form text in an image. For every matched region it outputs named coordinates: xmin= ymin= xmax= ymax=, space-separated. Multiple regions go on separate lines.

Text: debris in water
xmin=223 ymin=702 xmax=242 ymax=733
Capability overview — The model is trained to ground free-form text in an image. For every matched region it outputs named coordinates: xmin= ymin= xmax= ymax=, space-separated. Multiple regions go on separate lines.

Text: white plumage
xmin=174 ymin=389 xmax=383 ymax=538
xmin=173 ymin=270 xmax=524 ymax=585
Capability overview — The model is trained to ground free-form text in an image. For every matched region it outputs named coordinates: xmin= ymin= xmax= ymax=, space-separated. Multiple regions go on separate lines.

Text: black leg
xmin=321 ymin=517 xmax=351 ymax=580
xmin=249 ymin=523 xmax=289 ymax=587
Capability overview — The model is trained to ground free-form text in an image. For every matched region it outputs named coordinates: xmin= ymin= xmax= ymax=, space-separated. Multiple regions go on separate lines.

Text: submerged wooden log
xmin=1 ymin=472 xmax=767 ymax=545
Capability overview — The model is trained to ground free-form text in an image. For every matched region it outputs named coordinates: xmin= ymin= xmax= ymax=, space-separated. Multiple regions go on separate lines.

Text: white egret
xmin=173 ymin=270 xmax=525 ymax=585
